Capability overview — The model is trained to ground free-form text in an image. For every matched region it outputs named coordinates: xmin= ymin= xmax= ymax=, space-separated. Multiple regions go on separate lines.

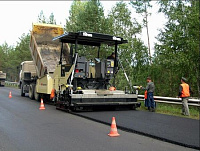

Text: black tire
xmin=34 ymin=86 xmax=40 ymax=102
xmin=71 ymin=106 xmax=77 ymax=112
xmin=21 ymin=84 xmax=25 ymax=97
xmin=29 ymin=84 xmax=35 ymax=100
xmin=18 ymin=82 xmax=21 ymax=89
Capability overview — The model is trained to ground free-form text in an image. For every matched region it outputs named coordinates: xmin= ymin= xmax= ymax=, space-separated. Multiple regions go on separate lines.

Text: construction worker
xmin=178 ymin=77 xmax=192 ymax=116
xmin=140 ymin=77 xmax=155 ymax=111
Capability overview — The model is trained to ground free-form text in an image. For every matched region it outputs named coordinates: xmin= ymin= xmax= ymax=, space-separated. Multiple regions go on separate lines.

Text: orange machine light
xmin=50 ymin=89 xmax=55 ymax=99
xmin=109 ymin=86 xmax=116 ymax=91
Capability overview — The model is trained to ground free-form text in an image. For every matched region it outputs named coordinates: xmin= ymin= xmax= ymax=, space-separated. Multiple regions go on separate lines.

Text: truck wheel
xmin=34 ymin=86 xmax=40 ymax=102
xmin=29 ymin=84 xmax=35 ymax=100
xmin=21 ymin=84 xmax=25 ymax=97
xmin=18 ymin=82 xmax=21 ymax=89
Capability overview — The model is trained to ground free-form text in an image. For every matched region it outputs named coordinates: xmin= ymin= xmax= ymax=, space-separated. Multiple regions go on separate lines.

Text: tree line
xmin=0 ymin=0 xmax=199 ymax=97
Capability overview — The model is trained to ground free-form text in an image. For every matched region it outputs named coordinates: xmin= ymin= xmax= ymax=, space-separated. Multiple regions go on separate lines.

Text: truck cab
xmin=0 ymin=71 xmax=6 ymax=86
xmin=19 ymin=61 xmax=37 ymax=97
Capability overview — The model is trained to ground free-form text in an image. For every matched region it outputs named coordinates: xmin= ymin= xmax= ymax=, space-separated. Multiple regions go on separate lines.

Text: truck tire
xmin=18 ymin=82 xmax=21 ymax=89
xmin=21 ymin=84 xmax=25 ymax=97
xmin=29 ymin=84 xmax=35 ymax=100
xmin=34 ymin=86 xmax=40 ymax=102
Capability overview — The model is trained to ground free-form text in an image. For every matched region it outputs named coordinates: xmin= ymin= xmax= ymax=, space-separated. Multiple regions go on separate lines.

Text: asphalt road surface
xmin=0 ymin=87 xmax=198 ymax=151
xmin=76 ymin=108 xmax=200 ymax=149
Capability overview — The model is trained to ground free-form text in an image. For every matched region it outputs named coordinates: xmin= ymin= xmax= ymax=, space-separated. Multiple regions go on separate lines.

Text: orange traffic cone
xmin=108 ymin=117 xmax=120 ymax=137
xmin=9 ymin=91 xmax=12 ymax=98
xmin=39 ymin=98 xmax=45 ymax=110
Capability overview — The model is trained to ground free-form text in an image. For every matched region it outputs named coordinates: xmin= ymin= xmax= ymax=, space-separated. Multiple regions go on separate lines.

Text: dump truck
xmin=28 ymin=23 xmax=70 ymax=102
xmin=0 ymin=71 xmax=6 ymax=86
xmin=25 ymin=23 xmax=141 ymax=111
xmin=19 ymin=61 xmax=37 ymax=98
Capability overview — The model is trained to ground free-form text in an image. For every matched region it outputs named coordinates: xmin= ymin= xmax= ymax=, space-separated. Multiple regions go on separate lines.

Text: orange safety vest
xmin=144 ymin=90 xmax=148 ymax=99
xmin=180 ymin=83 xmax=190 ymax=98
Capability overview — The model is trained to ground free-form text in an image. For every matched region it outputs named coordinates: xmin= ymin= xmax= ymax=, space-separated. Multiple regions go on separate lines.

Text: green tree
xmin=153 ymin=0 xmax=199 ymax=97
xmin=0 ymin=44 xmax=6 ymax=70
xmin=65 ymin=0 xmax=108 ymax=59
xmin=108 ymin=2 xmax=148 ymax=89
xmin=0 ymin=34 xmax=32 ymax=81
xmin=0 ymin=42 xmax=15 ymax=81
xmin=77 ymin=0 xmax=105 ymax=32
xmin=130 ymin=0 xmax=152 ymax=64
xmin=15 ymin=33 xmax=32 ymax=62
xmin=37 ymin=10 xmax=56 ymax=24
xmin=48 ymin=12 xmax=56 ymax=24
xmin=65 ymin=1 xmax=149 ymax=90
xmin=37 ymin=10 xmax=46 ymax=23
xmin=66 ymin=0 xmax=106 ymax=33
xmin=65 ymin=0 xmax=86 ymax=32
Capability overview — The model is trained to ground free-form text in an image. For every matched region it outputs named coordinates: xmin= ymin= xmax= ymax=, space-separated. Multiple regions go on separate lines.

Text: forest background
xmin=0 ymin=0 xmax=199 ymax=97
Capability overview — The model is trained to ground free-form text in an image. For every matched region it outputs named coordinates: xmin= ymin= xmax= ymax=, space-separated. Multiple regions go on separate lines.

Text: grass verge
xmin=138 ymin=101 xmax=200 ymax=120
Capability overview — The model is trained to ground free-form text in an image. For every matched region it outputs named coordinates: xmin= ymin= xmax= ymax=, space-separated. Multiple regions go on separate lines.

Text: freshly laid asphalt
xmin=0 ymin=87 xmax=199 ymax=151
xmin=75 ymin=105 xmax=200 ymax=149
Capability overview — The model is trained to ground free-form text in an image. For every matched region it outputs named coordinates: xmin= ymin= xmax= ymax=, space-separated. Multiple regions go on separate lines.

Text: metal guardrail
xmin=3 ymin=81 xmax=200 ymax=107
xmin=5 ymin=81 xmax=19 ymax=87
xmin=138 ymin=95 xmax=200 ymax=107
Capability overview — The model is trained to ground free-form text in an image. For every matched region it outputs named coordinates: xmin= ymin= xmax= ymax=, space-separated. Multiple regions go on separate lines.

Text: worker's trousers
xmin=182 ymin=97 xmax=190 ymax=116
xmin=147 ymin=92 xmax=155 ymax=109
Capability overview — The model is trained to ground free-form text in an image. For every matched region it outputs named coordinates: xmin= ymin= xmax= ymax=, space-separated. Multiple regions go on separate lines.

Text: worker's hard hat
xmin=181 ymin=77 xmax=187 ymax=82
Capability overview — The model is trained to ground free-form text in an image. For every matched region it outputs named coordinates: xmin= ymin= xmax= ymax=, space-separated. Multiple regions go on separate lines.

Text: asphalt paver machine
xmin=53 ymin=31 xmax=141 ymax=111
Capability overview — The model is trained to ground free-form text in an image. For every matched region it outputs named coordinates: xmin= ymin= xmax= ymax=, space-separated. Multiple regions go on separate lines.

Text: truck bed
xmin=37 ymin=44 xmax=61 ymax=73
xmin=30 ymin=23 xmax=70 ymax=77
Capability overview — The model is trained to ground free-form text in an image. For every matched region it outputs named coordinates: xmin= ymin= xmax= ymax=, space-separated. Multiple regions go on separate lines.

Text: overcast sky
xmin=0 ymin=1 xmax=166 ymax=53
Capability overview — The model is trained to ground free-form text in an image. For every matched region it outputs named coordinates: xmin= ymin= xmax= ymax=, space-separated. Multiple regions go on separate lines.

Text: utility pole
xmin=145 ymin=4 xmax=151 ymax=65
